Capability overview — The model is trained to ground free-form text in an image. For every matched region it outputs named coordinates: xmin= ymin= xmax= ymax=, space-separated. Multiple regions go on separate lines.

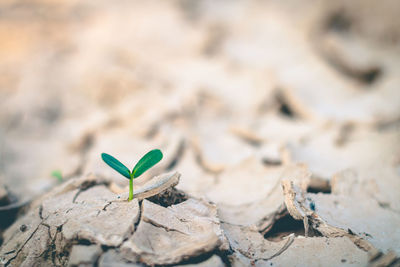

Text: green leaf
xmin=51 ymin=170 xmax=63 ymax=182
xmin=133 ymin=149 xmax=163 ymax=178
xmin=101 ymin=153 xmax=131 ymax=179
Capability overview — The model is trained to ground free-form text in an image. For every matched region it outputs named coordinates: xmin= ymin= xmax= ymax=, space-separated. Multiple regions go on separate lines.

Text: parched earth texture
xmin=0 ymin=0 xmax=400 ymax=266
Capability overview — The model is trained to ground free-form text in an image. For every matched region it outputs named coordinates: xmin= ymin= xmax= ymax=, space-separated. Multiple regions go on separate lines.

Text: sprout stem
xmin=129 ymin=177 xmax=133 ymax=201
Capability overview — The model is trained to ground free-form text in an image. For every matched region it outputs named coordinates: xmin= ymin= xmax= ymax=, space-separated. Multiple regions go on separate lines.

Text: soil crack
xmin=142 ymin=216 xmax=190 ymax=236
xmin=3 ymin=220 xmax=43 ymax=266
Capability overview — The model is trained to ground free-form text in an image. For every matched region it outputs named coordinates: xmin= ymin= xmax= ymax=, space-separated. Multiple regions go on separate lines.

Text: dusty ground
xmin=0 ymin=0 xmax=400 ymax=266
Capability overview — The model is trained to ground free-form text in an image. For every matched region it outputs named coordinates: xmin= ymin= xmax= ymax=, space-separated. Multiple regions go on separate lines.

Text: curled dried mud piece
xmin=223 ymin=221 xmax=367 ymax=266
xmin=222 ymin=222 xmax=295 ymax=260
xmin=115 ymin=172 xmax=181 ymax=201
xmin=282 ymin=180 xmax=372 ymax=247
xmin=214 ymin=162 xmax=311 ymax=236
xmin=368 ymin=251 xmax=399 ymax=267
xmin=281 ymin=180 xmax=400 ymax=266
xmin=229 ymin=126 xmax=264 ymax=147
xmin=314 ymin=31 xmax=382 ymax=85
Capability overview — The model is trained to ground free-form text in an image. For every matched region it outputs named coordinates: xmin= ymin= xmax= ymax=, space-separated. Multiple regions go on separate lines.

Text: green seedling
xmin=101 ymin=149 xmax=163 ymax=201
xmin=51 ymin=170 xmax=63 ymax=182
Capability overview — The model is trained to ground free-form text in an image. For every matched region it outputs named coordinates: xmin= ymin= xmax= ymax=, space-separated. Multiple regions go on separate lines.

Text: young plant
xmin=51 ymin=170 xmax=63 ymax=182
xmin=101 ymin=149 xmax=163 ymax=201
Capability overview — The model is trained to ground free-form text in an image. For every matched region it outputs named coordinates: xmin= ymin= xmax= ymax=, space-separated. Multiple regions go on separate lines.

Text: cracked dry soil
xmin=1 ymin=0 xmax=400 ymax=266
xmin=1 ymin=168 xmax=399 ymax=266
xmin=0 ymin=172 xmax=228 ymax=267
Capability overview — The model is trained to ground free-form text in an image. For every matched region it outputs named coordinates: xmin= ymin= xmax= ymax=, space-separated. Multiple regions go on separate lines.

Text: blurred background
xmin=1 ymin=0 xmax=400 ymax=235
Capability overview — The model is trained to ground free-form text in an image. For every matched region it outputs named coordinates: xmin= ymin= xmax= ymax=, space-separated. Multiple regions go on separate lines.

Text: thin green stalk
xmin=129 ymin=176 xmax=133 ymax=201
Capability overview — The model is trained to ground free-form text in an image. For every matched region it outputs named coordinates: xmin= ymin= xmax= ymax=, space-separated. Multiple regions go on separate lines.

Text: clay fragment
xmin=223 ymin=223 xmax=368 ymax=267
xmin=115 ymin=171 xmax=180 ymax=201
xmin=281 ymin=180 xmax=400 ymax=261
xmin=0 ymin=176 xmax=139 ymax=266
xmin=121 ymin=199 xmax=226 ymax=266
xmin=210 ymin=160 xmax=310 ymax=232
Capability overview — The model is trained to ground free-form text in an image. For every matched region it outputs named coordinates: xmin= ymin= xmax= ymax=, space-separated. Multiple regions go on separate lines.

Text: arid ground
xmin=0 ymin=1 xmax=400 ymax=266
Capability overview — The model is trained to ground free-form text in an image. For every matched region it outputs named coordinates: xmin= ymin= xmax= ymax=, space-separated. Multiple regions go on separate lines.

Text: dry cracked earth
xmin=0 ymin=0 xmax=400 ymax=266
